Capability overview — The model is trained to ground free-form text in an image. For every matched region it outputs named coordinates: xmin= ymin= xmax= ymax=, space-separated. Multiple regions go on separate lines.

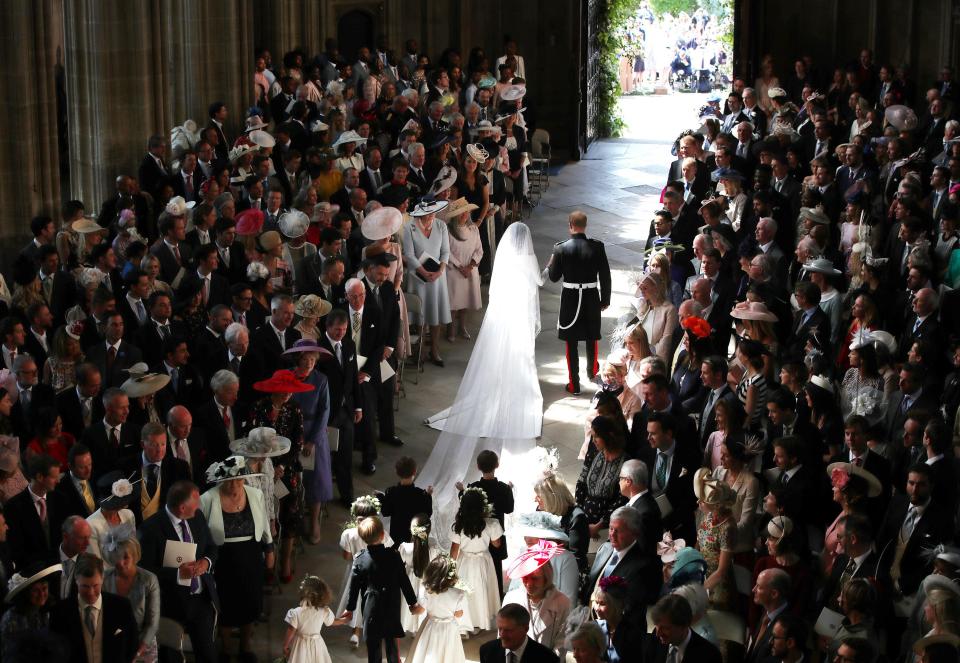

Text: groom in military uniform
xmin=548 ymin=211 xmax=612 ymax=394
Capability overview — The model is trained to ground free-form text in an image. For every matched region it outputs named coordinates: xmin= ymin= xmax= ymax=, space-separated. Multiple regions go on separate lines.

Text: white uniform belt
xmin=562 ymin=281 xmax=599 ymax=290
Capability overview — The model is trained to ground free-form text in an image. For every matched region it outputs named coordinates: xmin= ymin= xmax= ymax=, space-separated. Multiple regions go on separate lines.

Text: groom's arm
xmin=596 ymin=242 xmax=612 ymax=309
xmin=547 ymin=242 xmax=563 ymax=283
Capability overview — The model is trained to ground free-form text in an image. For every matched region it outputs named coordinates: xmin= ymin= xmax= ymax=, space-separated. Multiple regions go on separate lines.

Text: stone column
xmin=0 ymin=0 xmax=62 ymax=245
xmin=63 ymin=0 xmax=254 ymax=210
xmin=254 ymin=0 xmax=322 ymax=61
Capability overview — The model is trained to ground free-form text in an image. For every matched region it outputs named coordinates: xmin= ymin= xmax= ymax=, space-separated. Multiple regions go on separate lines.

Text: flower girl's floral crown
xmin=461 ymin=486 xmax=494 ymax=517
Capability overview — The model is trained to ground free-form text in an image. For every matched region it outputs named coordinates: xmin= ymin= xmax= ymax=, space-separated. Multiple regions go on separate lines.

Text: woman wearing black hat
xmin=0 ymin=561 xmax=59 ymax=660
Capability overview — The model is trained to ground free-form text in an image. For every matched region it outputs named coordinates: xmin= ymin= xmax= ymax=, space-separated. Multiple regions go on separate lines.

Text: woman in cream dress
xmin=442 ymin=198 xmax=483 ymax=341
xmin=635 ymin=271 xmax=678 ymax=364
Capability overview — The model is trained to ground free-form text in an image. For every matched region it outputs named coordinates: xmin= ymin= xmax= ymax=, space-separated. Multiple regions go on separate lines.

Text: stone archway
xmin=337 ymin=8 xmax=374 ymax=62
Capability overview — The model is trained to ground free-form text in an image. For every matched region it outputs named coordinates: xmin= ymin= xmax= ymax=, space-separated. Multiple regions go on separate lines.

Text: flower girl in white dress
xmin=283 ymin=575 xmax=346 ymax=663
xmin=405 ymin=555 xmax=467 ymax=663
xmin=449 ymin=487 xmax=503 ymax=634
xmin=399 ymin=513 xmax=442 ymax=633
xmin=335 ymin=495 xmax=394 ymax=647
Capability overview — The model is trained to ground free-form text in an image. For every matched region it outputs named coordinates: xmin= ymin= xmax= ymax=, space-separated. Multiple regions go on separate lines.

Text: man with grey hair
xmin=618 ymin=459 xmax=662 ymax=558
xmin=345 ymin=277 xmax=384 ymax=475
xmin=56 ymin=515 xmax=92 ymax=598
xmin=166 ymin=405 xmax=199 ymax=480
xmin=406 ymin=141 xmax=428 ymax=193
xmin=11 ymin=352 xmax=54 ymax=439
xmin=580 ymin=506 xmax=662 ymax=622
xmin=246 ymin=293 xmax=300 ymax=387
xmin=742 ymin=86 xmax=767 ymax=136
xmin=193 ymin=369 xmax=239 ymax=468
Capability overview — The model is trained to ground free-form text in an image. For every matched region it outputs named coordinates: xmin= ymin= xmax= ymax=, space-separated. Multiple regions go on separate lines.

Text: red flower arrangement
xmin=831 ymin=466 xmax=850 ymax=489
xmin=682 ymin=316 xmax=712 ymax=339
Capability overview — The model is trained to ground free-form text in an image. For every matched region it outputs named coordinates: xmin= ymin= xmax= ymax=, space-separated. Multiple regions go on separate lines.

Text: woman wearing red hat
xmin=249 ymin=369 xmax=314 ymax=582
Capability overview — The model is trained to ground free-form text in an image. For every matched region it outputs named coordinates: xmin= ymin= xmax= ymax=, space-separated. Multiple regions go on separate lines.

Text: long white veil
xmin=417 ymin=222 xmax=544 ymax=547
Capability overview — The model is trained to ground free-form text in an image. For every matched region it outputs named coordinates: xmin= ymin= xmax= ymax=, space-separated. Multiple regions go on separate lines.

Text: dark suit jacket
xmin=124 ymin=455 xmax=191 ymax=524
xmin=41 ymin=270 xmax=76 ymax=325
xmin=138 ymin=154 xmax=168 ymax=196
xmin=54 ymin=473 xmax=96 ymax=519
xmin=479 ymin=637 xmax=559 ymax=663
xmin=180 ymin=271 xmax=231 ymax=310
xmin=367 ymin=279 xmax=401 ymax=355
xmin=640 ymin=629 xmax=722 ymax=663
xmin=630 ymin=491 xmax=664 ymax=558
xmin=116 ymin=296 xmax=149 ymax=342
xmin=81 ymin=421 xmax=141 ymax=481
xmin=821 ymin=550 xmax=886 ymax=610
xmin=10 ymin=382 xmax=55 ymax=440
xmin=885 ymin=388 xmax=939 ymax=444
xmin=316 ymin=334 xmax=363 ymax=419
xmin=134 ymin=319 xmax=188 ymax=368
xmin=582 ymin=541 xmax=663 ymax=619
xmin=787 ymin=307 xmax=831 ymax=358
xmin=349 ymin=303 xmax=384 ymax=384
xmin=149 ymin=240 xmax=191 ymax=286
xmin=346 ymin=543 xmax=417 ymax=639
xmin=50 ymin=592 xmax=140 ymax=663
xmin=5 ymin=487 xmax=68 ymax=568
xmin=877 ymin=495 xmax=952 ymax=595
xmin=899 ymin=314 xmax=943 ymax=360
xmin=172 ymin=168 xmax=205 ymax=203
xmin=138 ymin=508 xmax=220 ymax=621
xmin=633 ymin=436 xmax=699 ymax=542
xmin=213 ymin=239 xmax=249 ymax=285
xmin=359 ymin=167 xmax=387 ymax=200
xmin=381 ymin=483 xmax=434 ymax=546
xmin=57 ymin=387 xmax=105 ymax=441
xmin=697 ymin=385 xmax=737 ymax=447
xmin=192 ymin=399 xmax=238 ymax=473
xmin=84 ymin=340 xmax=143 ymax=389
xmin=22 ymin=329 xmax=50 ymax=374
xmin=245 ymin=324 xmax=302 ymax=386
xmin=152 ymin=362 xmax=205 ymax=415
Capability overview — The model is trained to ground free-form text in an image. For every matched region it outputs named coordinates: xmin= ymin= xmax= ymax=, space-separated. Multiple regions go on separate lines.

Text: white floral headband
xmin=462 ymin=486 xmax=494 ymax=517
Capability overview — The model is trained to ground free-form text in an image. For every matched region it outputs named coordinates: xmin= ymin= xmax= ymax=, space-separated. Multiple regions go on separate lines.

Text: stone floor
xmin=240 ymin=91 xmax=707 ymax=662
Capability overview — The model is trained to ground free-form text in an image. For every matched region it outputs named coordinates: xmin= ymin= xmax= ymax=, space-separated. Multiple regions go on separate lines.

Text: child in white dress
xmin=450 ymin=487 xmax=504 ymax=635
xmin=335 ymin=495 xmax=394 ymax=647
xmin=283 ymin=575 xmax=345 ymax=663
xmin=405 ymin=555 xmax=467 ymax=663
xmin=399 ymin=513 xmax=442 ymax=633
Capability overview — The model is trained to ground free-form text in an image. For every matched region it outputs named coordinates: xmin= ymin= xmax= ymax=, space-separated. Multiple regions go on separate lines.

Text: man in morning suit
xmin=244 ymin=294 xmax=301 ymax=386
xmin=636 ymin=410 xmax=699 ymax=543
xmin=479 ymin=603 xmax=559 ymax=663
xmin=876 ymin=464 xmax=952 ymax=597
xmin=84 ymin=312 xmax=143 ymax=389
xmin=547 ymin=211 xmax=612 ymax=395
xmin=361 ymin=249 xmax=404 ymax=447
xmin=618 ymin=460 xmax=663 ymax=558
xmin=641 ymin=594 xmax=722 ymax=663
xmin=80 ymin=388 xmax=141 ymax=481
xmin=5 ymin=454 xmax=69 ymax=568
xmin=138 ymin=480 xmax=219 ymax=663
xmin=55 ymin=444 xmax=98 ymax=519
xmin=126 ymin=422 xmax=191 ymax=524
xmin=581 ymin=506 xmax=662 ymax=627
xmin=697 ymin=356 xmax=736 ymax=448
xmin=49 ymin=553 xmax=139 ymax=663
xmin=317 ymin=308 xmax=363 ymax=505
xmin=345 ymin=278 xmax=384 ymax=475
xmin=821 ymin=513 xmax=885 ymax=612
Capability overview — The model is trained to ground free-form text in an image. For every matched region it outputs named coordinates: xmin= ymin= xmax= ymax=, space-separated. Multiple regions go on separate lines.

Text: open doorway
xmin=337 ymin=9 xmax=374 ymax=63
xmin=616 ymin=2 xmax=734 ymax=138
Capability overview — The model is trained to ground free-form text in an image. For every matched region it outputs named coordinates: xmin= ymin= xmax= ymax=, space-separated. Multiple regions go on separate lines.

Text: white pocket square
xmin=113 ymin=628 xmax=123 ymax=635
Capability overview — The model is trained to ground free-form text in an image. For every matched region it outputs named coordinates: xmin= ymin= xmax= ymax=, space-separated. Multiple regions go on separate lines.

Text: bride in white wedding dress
xmin=417 ymin=222 xmax=545 ymax=546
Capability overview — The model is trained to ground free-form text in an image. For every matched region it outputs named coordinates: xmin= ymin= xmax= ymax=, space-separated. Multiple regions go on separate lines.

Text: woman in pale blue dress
xmin=102 ymin=528 xmax=161 ymax=663
xmin=402 ymin=200 xmax=452 ymax=366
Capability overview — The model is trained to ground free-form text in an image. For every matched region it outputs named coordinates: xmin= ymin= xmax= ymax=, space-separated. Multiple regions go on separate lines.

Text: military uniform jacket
xmin=548 ymin=233 xmax=612 ymax=341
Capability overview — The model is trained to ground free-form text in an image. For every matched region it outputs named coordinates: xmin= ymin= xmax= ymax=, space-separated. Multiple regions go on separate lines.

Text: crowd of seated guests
xmin=567 ymin=47 xmax=960 ymax=663
xmin=0 ymin=32 xmax=545 ymax=663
